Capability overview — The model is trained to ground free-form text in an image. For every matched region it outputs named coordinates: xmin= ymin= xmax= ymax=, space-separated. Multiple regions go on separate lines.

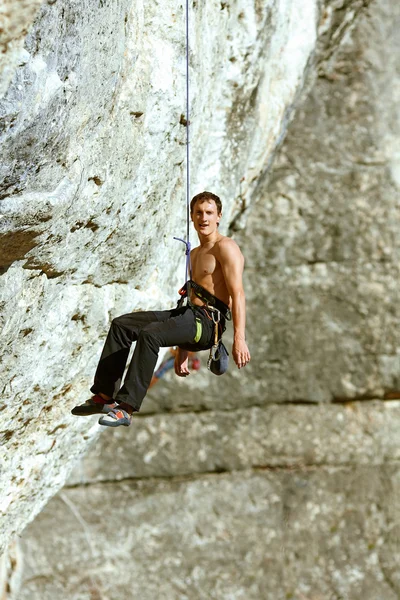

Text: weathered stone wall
xmin=0 ymin=0 xmax=369 ymax=556
xmin=18 ymin=460 xmax=400 ymax=600
xmin=0 ymin=0 xmax=45 ymax=97
xmin=11 ymin=0 xmax=400 ymax=598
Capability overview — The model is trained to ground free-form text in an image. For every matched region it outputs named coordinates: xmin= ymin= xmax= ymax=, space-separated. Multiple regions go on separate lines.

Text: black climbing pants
xmin=90 ymin=305 xmax=217 ymax=412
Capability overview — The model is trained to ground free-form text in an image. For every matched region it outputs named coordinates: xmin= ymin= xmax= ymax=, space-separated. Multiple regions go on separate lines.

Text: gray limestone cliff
xmin=1 ymin=0 xmax=400 ymax=599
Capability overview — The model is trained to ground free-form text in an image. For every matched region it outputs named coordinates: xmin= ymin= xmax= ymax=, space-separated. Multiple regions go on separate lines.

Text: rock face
xmin=18 ymin=462 xmax=400 ymax=600
xmin=6 ymin=0 xmax=400 ymax=598
xmin=0 ymin=0 xmax=45 ymax=97
xmin=0 ymin=0 xmax=370 ymax=555
xmin=3 ymin=0 xmax=400 ymax=598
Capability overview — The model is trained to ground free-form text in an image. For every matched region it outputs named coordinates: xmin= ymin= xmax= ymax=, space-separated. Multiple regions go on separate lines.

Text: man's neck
xmin=197 ymin=230 xmax=222 ymax=247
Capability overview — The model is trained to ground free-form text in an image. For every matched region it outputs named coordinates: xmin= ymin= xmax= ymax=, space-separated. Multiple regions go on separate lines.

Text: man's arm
xmin=219 ymin=239 xmax=251 ymax=369
xmin=175 ymin=348 xmax=190 ymax=377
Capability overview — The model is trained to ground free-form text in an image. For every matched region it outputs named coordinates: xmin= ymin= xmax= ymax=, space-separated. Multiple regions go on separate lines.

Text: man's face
xmin=191 ymin=200 xmax=221 ymax=236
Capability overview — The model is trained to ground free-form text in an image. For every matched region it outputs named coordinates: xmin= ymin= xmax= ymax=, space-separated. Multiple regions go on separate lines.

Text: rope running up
xmin=174 ymin=0 xmax=192 ymax=283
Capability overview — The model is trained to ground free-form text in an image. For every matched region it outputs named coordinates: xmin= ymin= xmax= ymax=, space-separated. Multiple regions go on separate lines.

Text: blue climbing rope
xmin=174 ymin=0 xmax=192 ymax=282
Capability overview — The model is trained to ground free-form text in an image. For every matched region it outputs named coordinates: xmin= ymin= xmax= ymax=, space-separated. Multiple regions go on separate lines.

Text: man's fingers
xmin=178 ymin=370 xmax=190 ymax=377
xmin=233 ymin=342 xmax=251 ymax=369
xmin=236 ymin=354 xmax=251 ymax=368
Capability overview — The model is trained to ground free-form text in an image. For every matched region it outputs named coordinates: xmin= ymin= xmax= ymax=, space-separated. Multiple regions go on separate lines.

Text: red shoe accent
xmin=92 ymin=394 xmax=110 ymax=404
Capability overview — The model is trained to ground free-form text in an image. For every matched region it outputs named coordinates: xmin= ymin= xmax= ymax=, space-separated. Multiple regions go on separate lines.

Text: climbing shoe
xmin=98 ymin=407 xmax=132 ymax=428
xmin=71 ymin=395 xmax=116 ymax=416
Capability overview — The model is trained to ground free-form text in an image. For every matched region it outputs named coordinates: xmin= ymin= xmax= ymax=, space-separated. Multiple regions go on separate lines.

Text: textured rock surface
xmin=11 ymin=0 xmax=400 ymax=598
xmin=0 ymin=0 xmax=368 ymax=554
xmin=67 ymin=401 xmax=400 ymax=484
xmin=0 ymin=0 xmax=45 ymax=97
xmin=19 ymin=465 xmax=400 ymax=600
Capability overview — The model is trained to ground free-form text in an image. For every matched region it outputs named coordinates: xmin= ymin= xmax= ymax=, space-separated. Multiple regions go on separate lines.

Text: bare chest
xmin=192 ymin=249 xmax=220 ymax=278
xmin=190 ymin=244 xmax=229 ymax=305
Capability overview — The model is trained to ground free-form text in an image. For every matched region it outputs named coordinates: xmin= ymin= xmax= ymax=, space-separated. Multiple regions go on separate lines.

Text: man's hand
xmin=174 ymin=348 xmax=190 ymax=377
xmin=232 ymin=337 xmax=251 ymax=369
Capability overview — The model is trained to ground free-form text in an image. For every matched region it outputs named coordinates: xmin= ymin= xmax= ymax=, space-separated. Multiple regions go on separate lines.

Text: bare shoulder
xmin=216 ymin=236 xmax=243 ymax=258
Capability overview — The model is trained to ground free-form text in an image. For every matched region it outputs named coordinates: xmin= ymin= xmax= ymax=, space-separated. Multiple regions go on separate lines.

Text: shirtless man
xmin=71 ymin=191 xmax=251 ymax=427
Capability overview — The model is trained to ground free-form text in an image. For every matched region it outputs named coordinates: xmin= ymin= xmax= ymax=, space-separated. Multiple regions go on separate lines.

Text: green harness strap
xmin=194 ymin=317 xmax=202 ymax=343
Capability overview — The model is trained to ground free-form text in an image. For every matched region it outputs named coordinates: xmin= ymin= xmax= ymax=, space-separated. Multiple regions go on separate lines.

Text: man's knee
xmin=111 ymin=316 xmax=124 ymax=329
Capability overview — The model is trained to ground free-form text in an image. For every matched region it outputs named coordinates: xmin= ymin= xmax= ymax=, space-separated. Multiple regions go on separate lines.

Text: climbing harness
xmin=178 ymin=280 xmax=231 ymax=322
xmin=177 ymin=280 xmax=230 ymax=373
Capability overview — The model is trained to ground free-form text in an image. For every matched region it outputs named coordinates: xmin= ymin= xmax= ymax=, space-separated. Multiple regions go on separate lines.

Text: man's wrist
xmin=233 ymin=333 xmax=246 ymax=343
